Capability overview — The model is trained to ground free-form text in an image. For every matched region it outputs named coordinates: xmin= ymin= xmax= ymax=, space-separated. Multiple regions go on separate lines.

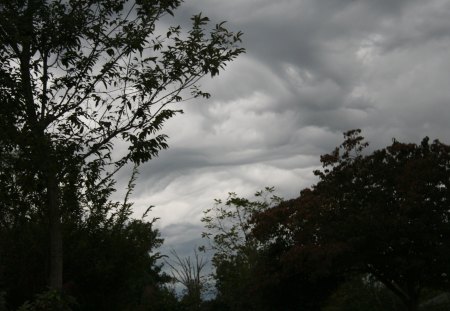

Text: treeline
xmin=194 ymin=130 xmax=450 ymax=311
xmin=2 ymin=124 xmax=450 ymax=311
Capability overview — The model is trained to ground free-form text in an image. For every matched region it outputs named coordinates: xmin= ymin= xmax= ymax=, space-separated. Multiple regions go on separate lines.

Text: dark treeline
xmin=3 ymin=125 xmax=450 ymax=310
xmin=200 ymin=130 xmax=450 ymax=311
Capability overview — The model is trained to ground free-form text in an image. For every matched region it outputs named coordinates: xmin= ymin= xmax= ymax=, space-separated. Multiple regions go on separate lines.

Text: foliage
xmin=164 ymin=249 xmax=209 ymax=311
xmin=253 ymin=130 xmax=450 ymax=311
xmin=17 ymin=290 xmax=76 ymax=311
xmin=323 ymin=276 xmax=404 ymax=311
xmin=0 ymin=0 xmax=243 ymax=170
xmin=0 ymin=165 xmax=174 ymax=310
xmin=0 ymin=0 xmax=243 ymax=290
xmin=202 ymin=187 xmax=282 ymax=262
xmin=201 ymin=188 xmax=282 ymax=310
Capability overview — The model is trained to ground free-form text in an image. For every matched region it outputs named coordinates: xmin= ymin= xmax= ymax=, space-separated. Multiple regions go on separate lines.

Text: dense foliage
xmin=201 ymin=130 xmax=450 ymax=311
xmin=253 ymin=130 xmax=450 ymax=311
xmin=0 ymin=163 xmax=175 ymax=310
xmin=0 ymin=0 xmax=243 ymax=309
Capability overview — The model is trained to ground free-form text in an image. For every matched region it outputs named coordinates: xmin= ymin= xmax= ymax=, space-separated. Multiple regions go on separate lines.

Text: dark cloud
xmin=123 ymin=0 xmax=450 ymax=252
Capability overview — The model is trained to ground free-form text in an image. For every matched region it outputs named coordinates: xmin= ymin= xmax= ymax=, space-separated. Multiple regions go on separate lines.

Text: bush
xmin=17 ymin=290 xmax=76 ymax=311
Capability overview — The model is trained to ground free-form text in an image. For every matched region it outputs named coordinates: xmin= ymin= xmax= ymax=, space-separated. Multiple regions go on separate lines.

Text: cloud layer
xmin=124 ymin=0 xmax=450 ymax=253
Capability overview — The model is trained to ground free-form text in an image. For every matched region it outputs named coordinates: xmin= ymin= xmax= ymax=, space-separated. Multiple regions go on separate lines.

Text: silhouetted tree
xmin=201 ymin=188 xmax=284 ymax=310
xmin=0 ymin=165 xmax=177 ymax=310
xmin=254 ymin=130 xmax=450 ymax=311
xmin=0 ymin=0 xmax=243 ymax=291
xmin=165 ymin=249 xmax=208 ymax=311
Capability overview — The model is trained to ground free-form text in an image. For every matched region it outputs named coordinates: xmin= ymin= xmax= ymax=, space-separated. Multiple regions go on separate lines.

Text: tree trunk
xmin=47 ymin=166 xmax=63 ymax=290
xmin=17 ymin=0 xmax=64 ymax=291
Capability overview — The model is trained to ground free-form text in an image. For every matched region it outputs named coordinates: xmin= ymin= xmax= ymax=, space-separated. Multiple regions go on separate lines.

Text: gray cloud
xmin=123 ymin=0 xmax=450 ymax=255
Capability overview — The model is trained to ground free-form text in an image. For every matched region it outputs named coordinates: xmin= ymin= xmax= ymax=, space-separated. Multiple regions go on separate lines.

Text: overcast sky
xmin=119 ymin=0 xmax=450 ymax=256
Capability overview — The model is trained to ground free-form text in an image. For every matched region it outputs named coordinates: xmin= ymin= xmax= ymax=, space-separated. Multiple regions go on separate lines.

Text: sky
xmin=118 ymin=0 xmax=450 ymax=257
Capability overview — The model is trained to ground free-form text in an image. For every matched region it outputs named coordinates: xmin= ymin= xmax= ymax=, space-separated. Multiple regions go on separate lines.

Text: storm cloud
xmin=123 ymin=0 xmax=450 ymax=253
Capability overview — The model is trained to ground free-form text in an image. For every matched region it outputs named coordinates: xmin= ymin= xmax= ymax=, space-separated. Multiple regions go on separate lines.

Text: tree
xmin=0 ymin=0 xmax=243 ymax=290
xmin=253 ymin=130 xmax=450 ymax=311
xmin=202 ymin=188 xmax=338 ymax=310
xmin=164 ymin=248 xmax=209 ymax=311
xmin=323 ymin=276 xmax=404 ymax=311
xmin=201 ymin=188 xmax=283 ymax=310
xmin=0 ymin=164 xmax=176 ymax=310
